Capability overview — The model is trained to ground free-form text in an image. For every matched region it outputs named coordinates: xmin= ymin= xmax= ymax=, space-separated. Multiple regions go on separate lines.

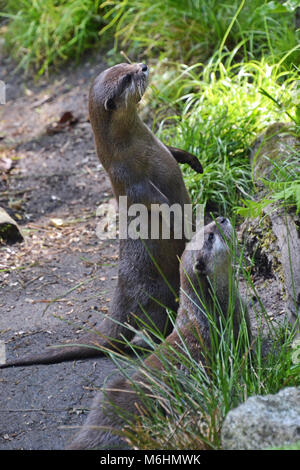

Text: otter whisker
xmin=137 ymin=80 xmax=144 ymax=100
xmin=120 ymin=50 xmax=132 ymax=64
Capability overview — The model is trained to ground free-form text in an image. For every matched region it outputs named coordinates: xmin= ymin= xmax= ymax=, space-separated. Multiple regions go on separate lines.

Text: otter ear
xmin=104 ymin=97 xmax=116 ymax=111
xmin=193 ymin=256 xmax=207 ymax=275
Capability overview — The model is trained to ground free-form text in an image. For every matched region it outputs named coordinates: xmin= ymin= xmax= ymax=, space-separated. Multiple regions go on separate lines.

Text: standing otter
xmin=67 ymin=218 xmax=252 ymax=450
xmin=0 ymin=63 xmax=202 ymax=368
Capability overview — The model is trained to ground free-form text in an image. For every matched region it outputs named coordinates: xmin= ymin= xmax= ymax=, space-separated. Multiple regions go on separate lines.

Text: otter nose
xmin=140 ymin=63 xmax=148 ymax=73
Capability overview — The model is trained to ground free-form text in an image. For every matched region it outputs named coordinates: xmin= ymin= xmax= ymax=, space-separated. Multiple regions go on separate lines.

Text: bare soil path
xmin=0 ymin=50 xmax=122 ymax=450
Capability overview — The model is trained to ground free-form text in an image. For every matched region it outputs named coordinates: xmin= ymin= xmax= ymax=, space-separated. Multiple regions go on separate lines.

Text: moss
xmin=0 ymin=222 xmax=23 ymax=244
xmin=244 ymin=213 xmax=285 ymax=292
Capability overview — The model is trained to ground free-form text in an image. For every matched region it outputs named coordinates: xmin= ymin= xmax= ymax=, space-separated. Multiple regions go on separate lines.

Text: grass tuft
xmin=151 ymin=52 xmax=299 ymax=215
xmin=101 ymin=0 xmax=299 ymax=65
xmin=1 ymin=0 xmax=108 ymax=75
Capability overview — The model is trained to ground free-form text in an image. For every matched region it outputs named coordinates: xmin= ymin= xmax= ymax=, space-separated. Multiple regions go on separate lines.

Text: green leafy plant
xmin=151 ymin=51 xmax=299 ymax=215
xmin=236 ymin=135 xmax=300 ymax=218
xmin=101 ymin=0 xmax=299 ymax=65
xmin=1 ymin=0 xmax=108 ymax=75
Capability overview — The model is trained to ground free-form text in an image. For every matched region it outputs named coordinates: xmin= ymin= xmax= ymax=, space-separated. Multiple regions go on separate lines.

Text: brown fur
xmin=67 ymin=218 xmax=252 ymax=450
xmin=0 ymin=63 xmax=201 ymax=369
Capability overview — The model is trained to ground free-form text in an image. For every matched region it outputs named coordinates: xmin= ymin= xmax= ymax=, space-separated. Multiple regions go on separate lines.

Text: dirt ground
xmin=0 ymin=49 xmax=288 ymax=450
xmin=0 ymin=49 xmax=126 ymax=450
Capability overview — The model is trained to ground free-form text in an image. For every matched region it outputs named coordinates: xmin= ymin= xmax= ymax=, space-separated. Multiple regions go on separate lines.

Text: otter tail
xmin=0 ymin=339 xmax=104 ymax=369
xmin=0 ymin=319 xmax=136 ymax=368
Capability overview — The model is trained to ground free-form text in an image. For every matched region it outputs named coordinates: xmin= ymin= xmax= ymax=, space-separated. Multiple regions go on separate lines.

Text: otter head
xmin=89 ymin=62 xmax=149 ymax=114
xmin=187 ymin=217 xmax=233 ymax=279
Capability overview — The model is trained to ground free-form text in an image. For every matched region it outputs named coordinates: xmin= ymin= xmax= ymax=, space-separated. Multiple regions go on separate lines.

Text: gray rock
xmin=221 ymin=387 xmax=300 ymax=450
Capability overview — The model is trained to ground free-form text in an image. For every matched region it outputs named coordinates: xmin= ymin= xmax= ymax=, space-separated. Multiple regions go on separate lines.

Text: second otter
xmin=67 ymin=218 xmax=252 ymax=449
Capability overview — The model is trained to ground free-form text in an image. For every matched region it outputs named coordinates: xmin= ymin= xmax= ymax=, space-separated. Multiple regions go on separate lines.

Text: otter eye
xmin=104 ymin=98 xmax=116 ymax=111
xmin=208 ymin=233 xmax=214 ymax=242
xmin=122 ymin=74 xmax=132 ymax=86
xmin=194 ymin=258 xmax=206 ymax=274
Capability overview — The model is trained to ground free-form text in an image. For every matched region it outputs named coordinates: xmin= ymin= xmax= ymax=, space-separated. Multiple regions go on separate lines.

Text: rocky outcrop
xmin=241 ymin=123 xmax=300 ymax=329
xmin=221 ymin=387 xmax=300 ymax=450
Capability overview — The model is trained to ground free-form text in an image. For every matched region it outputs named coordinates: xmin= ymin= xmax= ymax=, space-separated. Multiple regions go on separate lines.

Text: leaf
xmin=0 ymin=156 xmax=12 ymax=172
xmin=259 ymin=1 xmax=294 ymax=14
xmin=295 ymin=184 xmax=300 ymax=213
xmin=282 ymin=1 xmax=300 ymax=12
xmin=295 ymin=106 xmax=300 ymax=126
xmin=46 ymin=111 xmax=78 ymax=135
xmin=235 ymin=198 xmax=272 ymax=218
xmin=50 ymin=218 xmax=65 ymax=228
